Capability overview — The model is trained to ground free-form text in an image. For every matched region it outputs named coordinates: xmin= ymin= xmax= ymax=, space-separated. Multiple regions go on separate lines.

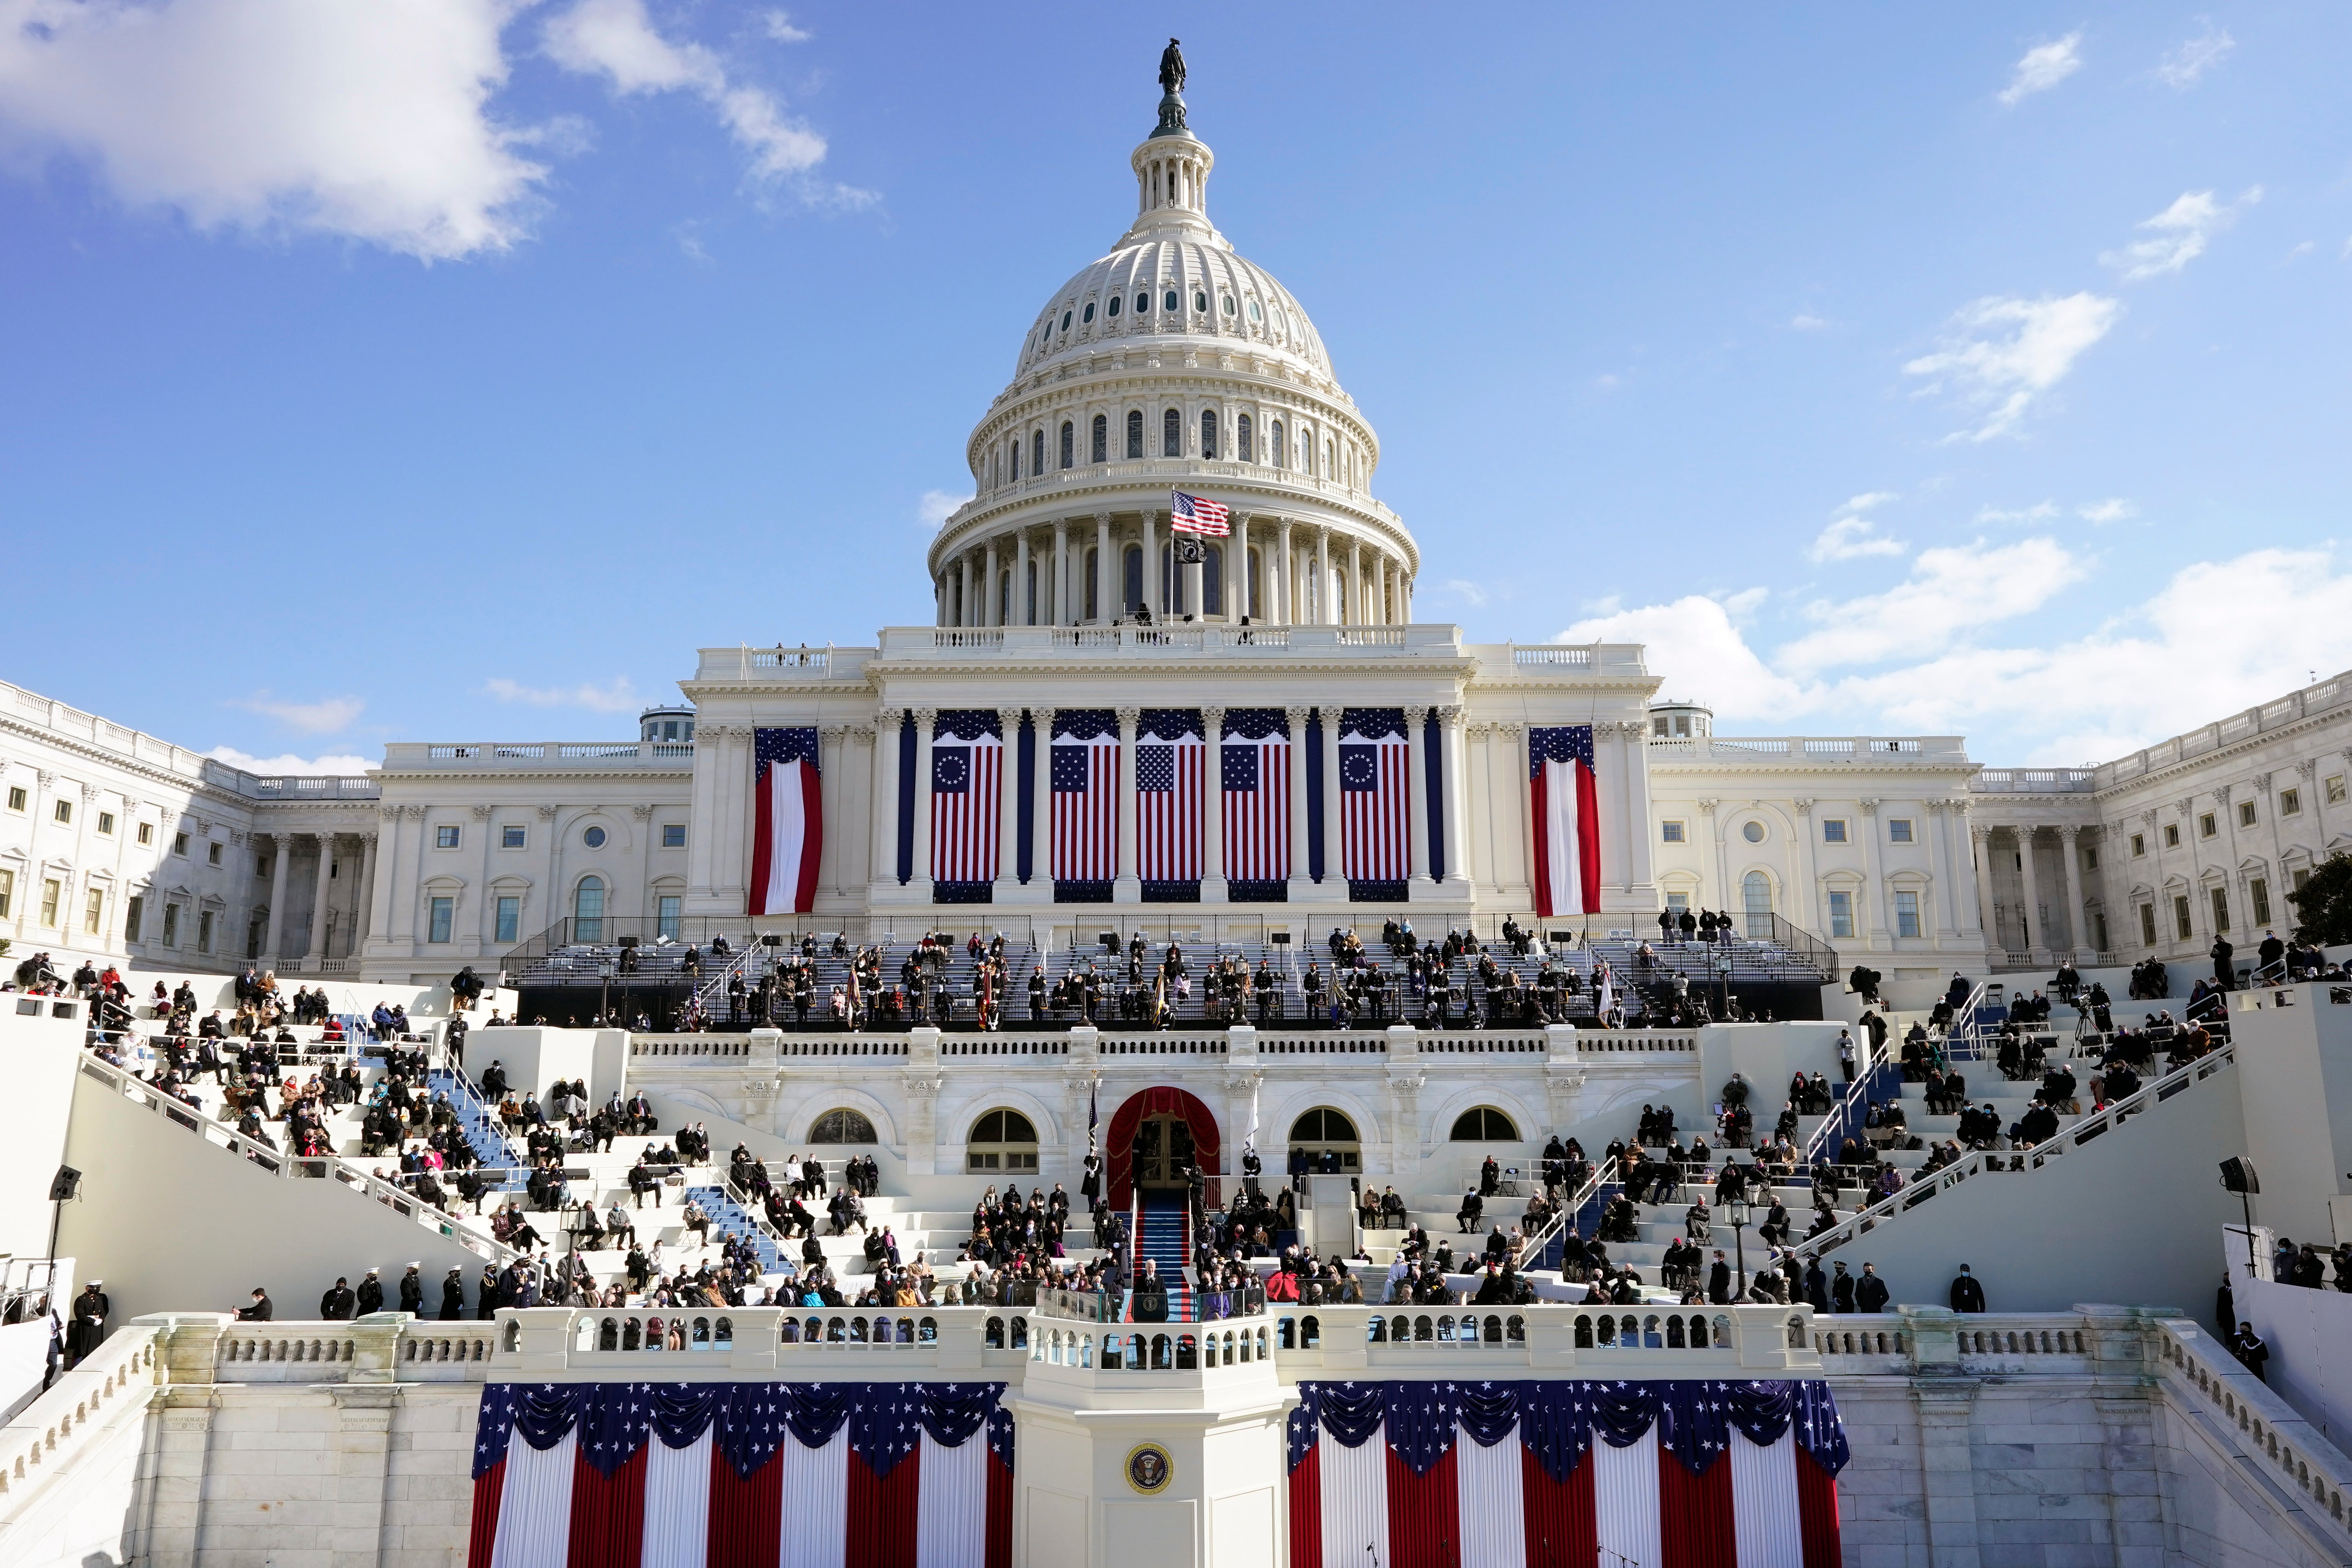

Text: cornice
xmin=865 ymin=656 xmax=1483 ymax=681
xmin=0 ymin=711 xmax=290 ymax=812
xmin=934 ymin=479 xmax=1411 ymax=576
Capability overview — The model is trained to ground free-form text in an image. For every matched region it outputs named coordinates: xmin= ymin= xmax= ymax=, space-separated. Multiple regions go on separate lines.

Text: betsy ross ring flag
xmin=1170 ymin=489 xmax=1229 ymax=537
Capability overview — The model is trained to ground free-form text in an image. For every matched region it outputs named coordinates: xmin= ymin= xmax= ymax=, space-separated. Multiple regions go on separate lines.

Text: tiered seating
xmin=683 ymin=1186 xmax=779 ymax=1272
xmin=423 ymin=1068 xmax=526 ymax=1192
xmin=1132 ymin=1192 xmax=1194 ymax=1319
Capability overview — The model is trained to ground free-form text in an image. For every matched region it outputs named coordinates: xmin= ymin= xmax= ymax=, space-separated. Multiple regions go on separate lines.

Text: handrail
xmin=1519 ymin=1156 xmax=1618 ymax=1277
xmin=0 ymin=1325 xmax=161 ymax=1514
xmin=1791 ymin=1045 xmax=2235 ymax=1261
xmin=1803 ymin=1041 xmax=1898 ymax=1165
xmin=2153 ymin=1320 xmax=2352 ymax=1558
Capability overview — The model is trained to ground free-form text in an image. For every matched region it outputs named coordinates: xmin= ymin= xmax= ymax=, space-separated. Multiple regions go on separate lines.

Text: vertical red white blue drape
xmin=467 ymin=1381 xmax=1014 ymax=1568
xmin=1528 ymin=725 xmax=1602 ymax=919
xmin=1136 ymin=709 xmax=1204 ymax=891
xmin=1286 ymin=1379 xmax=1845 ymax=1568
xmin=1050 ymin=710 xmax=1119 ymax=895
xmin=1221 ymin=708 xmax=1291 ymax=896
xmin=930 ymin=712 xmax=1003 ymax=893
xmin=748 ymin=728 xmax=822 ymax=916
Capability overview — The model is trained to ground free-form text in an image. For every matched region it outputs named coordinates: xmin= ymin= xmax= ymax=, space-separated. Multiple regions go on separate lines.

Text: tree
xmin=2285 ymin=855 xmax=2352 ymax=946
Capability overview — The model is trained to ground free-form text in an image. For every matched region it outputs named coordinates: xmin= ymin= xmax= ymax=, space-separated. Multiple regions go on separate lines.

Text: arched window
xmin=1450 ymin=1107 xmax=1521 ymax=1142
xmin=1126 ymin=409 xmax=1144 ymax=459
xmin=1247 ymin=547 xmax=1262 ymax=618
xmin=1025 ymin=560 xmax=1037 ymax=625
xmin=1743 ymin=871 xmax=1773 ymax=938
xmin=1237 ymin=414 xmax=1253 ymax=463
xmin=809 ymin=1108 xmax=878 ymax=1144
xmin=1008 ymin=439 xmax=1019 ymax=481
xmin=967 ymin=1109 xmax=1039 ymax=1173
xmin=1289 ymin=1108 xmax=1361 ymax=1171
xmin=1123 ymin=545 xmax=1144 ymax=612
xmin=1059 ymin=421 xmax=1074 ymax=469
xmin=1271 ymin=420 xmax=1284 ymax=468
xmin=1163 ymin=408 xmax=1181 ymax=458
xmin=1085 ymin=547 xmax=1100 ymax=620
xmin=1204 ymin=545 xmax=1222 ymax=616
xmin=1032 ymin=430 xmax=1045 ymax=475
xmin=1091 ymin=414 xmax=1108 ymax=464
xmin=998 ymin=571 xmax=1011 ymax=626
xmin=573 ymin=876 xmax=605 ymax=942
xmin=1200 ymin=409 xmax=1218 ymax=460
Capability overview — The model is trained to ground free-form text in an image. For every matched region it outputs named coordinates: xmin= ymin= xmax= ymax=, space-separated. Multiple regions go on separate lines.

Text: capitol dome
xmin=927 ymin=72 xmax=1415 ymax=633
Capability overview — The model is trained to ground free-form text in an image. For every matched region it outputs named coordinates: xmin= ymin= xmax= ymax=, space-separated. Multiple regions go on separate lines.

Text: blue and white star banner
xmin=1338 ymin=707 xmax=1411 ymax=888
xmin=467 ymin=1380 xmax=1012 ymax=1568
xmin=1284 ymin=1378 xmax=1846 ymax=1568
xmin=931 ymin=712 xmax=1003 ymax=891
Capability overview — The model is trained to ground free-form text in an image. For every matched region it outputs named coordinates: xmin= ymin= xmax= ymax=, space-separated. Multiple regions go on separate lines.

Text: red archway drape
xmin=1103 ymin=1086 xmax=1221 ymax=1207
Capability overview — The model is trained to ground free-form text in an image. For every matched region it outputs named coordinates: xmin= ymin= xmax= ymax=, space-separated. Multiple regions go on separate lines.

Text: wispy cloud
xmin=209 ymin=744 xmax=374 ymax=777
xmin=1441 ymin=579 xmax=1490 ymax=607
xmin=2077 ymin=498 xmax=2137 ymax=524
xmin=483 ymin=676 xmax=642 ymax=713
xmin=2154 ymin=24 xmax=2234 ymax=88
xmin=232 ymin=691 xmax=364 ymax=734
xmin=762 ymin=10 xmax=811 ymax=43
xmin=1807 ymin=492 xmax=1904 ymax=563
xmin=1904 ymin=292 xmax=2122 ymax=442
xmin=1790 ymin=313 xmax=1828 ymax=331
xmin=2101 ymin=188 xmax=2260 ymax=281
xmin=1779 ymin=538 xmax=2086 ymax=675
xmin=1999 ymin=31 xmax=2084 ymax=106
xmin=919 ymin=489 xmax=970 ymax=529
xmin=1974 ymin=500 xmax=2059 ymax=525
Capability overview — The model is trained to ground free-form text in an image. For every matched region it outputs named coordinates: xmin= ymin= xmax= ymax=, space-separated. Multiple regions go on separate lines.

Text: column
xmin=1858 ymin=801 xmax=1887 ymax=950
xmin=1968 ymin=823 xmax=1994 ymax=950
xmin=995 ymin=707 xmax=1023 ymax=897
xmin=1791 ymin=802 xmax=1820 ymax=935
xmin=1923 ymin=802 xmax=1954 ymax=941
xmin=819 ymin=730 xmax=847 ymax=897
xmin=2016 ymin=826 xmax=2045 ymax=958
xmin=355 ymin=831 xmax=378 ymax=946
xmin=1285 ymin=706 xmax=1313 ymax=901
xmin=1115 ymin=707 xmax=1141 ymax=901
xmin=1052 ymin=520 xmax=1070 ymax=626
xmin=1500 ymin=724 xmax=1530 ymax=900
xmin=1346 ymin=537 xmax=1363 ymax=626
xmin=2059 ymin=825 xmax=2087 ymax=954
xmin=1094 ymin=513 xmax=1113 ymax=624
xmin=1374 ymin=554 xmax=1390 ymax=624
xmin=871 ymin=709 xmax=903 ymax=887
xmin=1315 ymin=528 xmax=1331 ymax=626
xmin=911 ymin=710 xmax=937 ymax=898
xmin=1437 ymin=706 xmax=1469 ymax=891
xmin=1202 ymin=706 xmax=1226 ymax=899
xmin=1015 ymin=531 xmax=1031 ymax=626
xmin=367 ymin=809 xmax=402 ymax=952
xmin=304 ymin=833 xmax=337 ymax=964
xmin=983 ymin=538 xmax=1000 ymax=628
xmin=958 ymin=556 xmax=973 ymax=628
xmin=1910 ymin=1381 xmax=1987 ymax=1568
xmin=1141 ymin=512 xmax=1159 ymax=617
xmin=1031 ymin=708 xmax=1057 ymax=886
xmin=1276 ymin=520 xmax=1295 ymax=625
xmin=1402 ymin=574 xmax=1414 ymax=623
xmin=262 ymin=834 xmax=292 ymax=964
xmin=1404 ymin=706 xmax=1433 ymax=892
xmin=1320 ymin=704 xmax=1344 ymax=890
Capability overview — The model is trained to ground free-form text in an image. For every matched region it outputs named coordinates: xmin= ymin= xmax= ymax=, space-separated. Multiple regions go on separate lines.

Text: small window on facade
xmin=1164 ymin=289 xmax=1179 ymax=313
xmin=1449 ymin=1107 xmax=1520 ymax=1141
xmin=40 ymin=878 xmax=61 ymax=927
xmin=1126 ymin=409 xmax=1144 ymax=459
xmin=1652 ymin=717 xmax=1669 ymax=737
xmin=2296 ymin=867 xmax=2314 ymax=892
xmin=2164 ymin=824 xmax=2181 ymax=848
xmin=85 ymin=886 xmax=111 ymax=932
xmin=429 ymin=896 xmax=454 ymax=944
xmin=2330 ymin=775 xmax=2347 ymax=806
xmin=161 ymin=902 xmax=180 ymax=946
xmin=1194 ymin=289 xmax=1208 ymax=313
xmin=4 ymin=785 xmax=22 ymax=812
xmin=1247 ymin=299 xmax=1261 ymax=321
xmin=2083 ymin=846 xmax=2098 ymax=870
xmin=1059 ymin=310 xmax=1071 ymax=332
xmin=1092 ymin=414 xmax=1108 ymax=464
xmin=1821 ymin=819 xmax=1847 ymax=844
xmin=1895 ymin=890 xmax=1921 ymax=939
xmin=1082 ymin=301 xmax=1094 ymax=324
xmin=2174 ymin=894 xmax=2193 ymax=939
xmin=658 ymin=895 xmax=683 ymax=941
xmin=2210 ymin=886 xmax=2230 ymax=933
xmin=1108 ymin=295 xmax=1121 ymax=318
xmin=173 ymin=831 xmax=189 ymax=856
xmin=197 ymin=909 xmax=215 ymax=954
xmin=1827 ymin=890 xmax=1854 ymax=940
xmin=2199 ymin=813 xmax=2217 ymax=838
xmin=662 ymin=824 xmax=686 ymax=848
xmin=53 ymin=799 xmax=71 ymax=824
xmin=1660 ymin=821 xmax=1685 ymax=844
xmin=2252 ymin=877 xmax=2272 ymax=927
xmin=2238 ymin=801 xmax=2258 ymax=828
xmin=436 ymin=825 xmax=460 ymax=849
xmin=0 ymin=868 xmax=11 ymax=919
xmin=1137 ymin=292 xmax=1150 ymax=314
xmin=574 ymin=876 xmax=605 ymax=941
xmin=1221 ymin=294 xmax=1235 ymax=316
xmin=1163 ymin=408 xmax=1181 ymax=457
xmin=502 ymin=825 xmax=526 ymax=849
xmin=584 ymin=825 xmax=607 ymax=849
xmin=207 ymin=842 xmax=223 ymax=866
xmin=2281 ymin=788 xmax=2302 ymax=816
xmin=97 ymin=811 xmax=115 ymax=835
xmin=1741 ymin=821 xmax=1765 ymax=843
xmin=495 ymin=896 xmax=520 ymax=945
xmin=1271 ymin=420 xmax=1284 ymax=467
xmin=1888 ymin=818 xmax=1914 ymax=844
xmin=2139 ymin=903 xmax=2158 ymax=946
xmin=137 ymin=822 xmax=153 ymax=846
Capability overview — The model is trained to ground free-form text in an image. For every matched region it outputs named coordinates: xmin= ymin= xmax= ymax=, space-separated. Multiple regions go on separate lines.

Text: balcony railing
xmin=383 ymin=741 xmax=693 ymax=770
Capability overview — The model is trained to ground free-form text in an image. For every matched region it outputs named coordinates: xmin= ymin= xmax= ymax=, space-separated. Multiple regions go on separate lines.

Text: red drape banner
xmin=1103 ymin=1085 xmax=1222 ymax=1207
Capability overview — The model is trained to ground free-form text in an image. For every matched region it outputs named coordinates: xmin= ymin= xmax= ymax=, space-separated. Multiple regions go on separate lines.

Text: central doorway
xmin=1131 ymin=1112 xmax=1198 ymax=1191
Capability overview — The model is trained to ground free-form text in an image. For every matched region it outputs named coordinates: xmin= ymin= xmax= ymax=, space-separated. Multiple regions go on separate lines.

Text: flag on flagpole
xmin=1529 ymin=725 xmax=1602 ymax=918
xmin=748 ymin=728 xmax=823 ymax=915
xmin=1170 ymin=489 xmax=1230 ymax=537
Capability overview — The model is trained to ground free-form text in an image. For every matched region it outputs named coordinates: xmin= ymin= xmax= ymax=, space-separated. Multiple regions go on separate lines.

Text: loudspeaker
xmin=761 ymin=934 xmax=785 ymax=948
xmin=2221 ymin=1157 xmax=2261 ymax=1195
xmin=49 ymin=1166 xmax=81 ymax=1202
xmin=617 ymin=936 xmax=639 ymax=949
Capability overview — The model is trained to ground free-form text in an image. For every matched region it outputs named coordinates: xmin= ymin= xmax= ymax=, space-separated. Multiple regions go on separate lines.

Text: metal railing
xmin=1518 ymin=1157 xmax=1618 ymax=1276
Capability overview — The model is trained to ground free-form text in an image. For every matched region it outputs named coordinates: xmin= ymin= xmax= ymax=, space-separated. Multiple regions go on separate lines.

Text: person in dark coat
xmin=355 ymin=1270 xmax=385 ymax=1316
xmin=1830 ymin=1261 xmax=1856 ymax=1314
xmin=400 ymin=1265 xmax=426 ymax=1317
xmin=1805 ymin=1260 xmax=1829 ymax=1313
xmin=1949 ymin=1264 xmax=1986 ymax=1312
xmin=1707 ymin=1252 xmax=1733 ymax=1304
xmin=320 ymin=1277 xmax=357 ymax=1320
xmin=65 ymin=1281 xmax=109 ymax=1366
xmin=439 ymin=1269 xmax=466 ymax=1321
xmin=2211 ymin=936 xmax=2235 ymax=991
xmin=2232 ymin=1322 xmax=2270 ymax=1383
xmin=235 ymin=1288 xmax=274 ymax=1322
xmin=1854 ymin=1263 xmax=1890 ymax=1313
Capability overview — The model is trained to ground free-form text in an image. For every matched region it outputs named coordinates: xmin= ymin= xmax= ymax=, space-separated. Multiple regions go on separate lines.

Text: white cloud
xmin=763 ymin=10 xmax=810 ymax=43
xmin=2101 ymin=188 xmax=2259 ymax=281
xmin=1974 ymin=500 xmax=2059 ymax=525
xmin=2154 ymin=25 xmax=2234 ymax=88
xmin=2077 ymin=498 xmax=2137 ymax=523
xmin=1807 ymin=493 xmax=1904 ymax=563
xmin=233 ymin=691 xmax=363 ymax=733
xmin=1780 ymin=537 xmax=2087 ymax=675
xmin=1440 ymin=579 xmax=1489 ymax=607
xmin=1998 ymin=31 xmax=2084 ymax=106
xmin=0 ymin=0 xmax=545 ymax=260
xmin=545 ymin=0 xmax=828 ymax=182
xmin=919 ymin=489 xmax=970 ymax=529
xmin=1790 ymin=313 xmax=1827 ymax=331
xmin=483 ymin=676 xmax=641 ymax=713
xmin=209 ymin=744 xmax=374 ymax=777
xmin=1561 ymin=594 xmax=1816 ymax=721
xmin=1904 ymin=292 xmax=2122 ymax=441
xmin=2286 ymin=240 xmax=2316 ymax=262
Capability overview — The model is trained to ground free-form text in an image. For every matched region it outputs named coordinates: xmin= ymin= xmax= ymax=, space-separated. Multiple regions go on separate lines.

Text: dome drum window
xmin=1200 ymin=409 xmax=1218 ymax=460
xmin=1060 ymin=310 xmax=1072 ymax=332
xmin=1137 ymin=292 xmax=1151 ymax=314
xmin=1107 ymin=295 xmax=1121 ymax=318
xmin=1126 ymin=409 xmax=1145 ymax=459
xmin=1032 ymin=431 xmax=1046 ymax=475
xmin=1082 ymin=302 xmax=1095 ymax=324
xmin=1194 ymin=289 xmax=1208 ymax=314
xmin=1221 ymin=294 xmax=1236 ymax=316
xmin=1060 ymin=421 xmax=1075 ymax=469
xmin=1091 ymin=413 xmax=1108 ymax=464
xmin=1163 ymin=408 xmax=1181 ymax=458
xmin=1164 ymin=289 xmax=1179 ymax=314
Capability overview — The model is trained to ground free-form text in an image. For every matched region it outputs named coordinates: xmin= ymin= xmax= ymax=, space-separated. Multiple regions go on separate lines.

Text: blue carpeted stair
xmin=1133 ymin=1191 xmax=1194 ymax=1319
xmin=427 ymin=1068 xmax=525 ymax=1190
xmin=685 ymin=1185 xmax=780 ymax=1271
xmin=1538 ymin=1178 xmax=1621 ymax=1272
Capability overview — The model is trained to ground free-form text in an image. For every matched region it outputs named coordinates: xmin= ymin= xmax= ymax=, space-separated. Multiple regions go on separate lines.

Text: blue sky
xmin=2 ymin=3 xmax=2347 ymax=772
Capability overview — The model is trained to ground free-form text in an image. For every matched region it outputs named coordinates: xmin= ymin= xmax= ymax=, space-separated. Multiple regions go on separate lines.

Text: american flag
xmin=1170 ymin=489 xmax=1229 ymax=537
xmin=931 ymin=711 xmax=1002 ymax=888
xmin=1136 ymin=709 xmax=1202 ymax=886
xmin=1339 ymin=706 xmax=1411 ymax=885
xmin=1050 ymin=710 xmax=1119 ymax=888
xmin=1221 ymin=709 xmax=1290 ymax=888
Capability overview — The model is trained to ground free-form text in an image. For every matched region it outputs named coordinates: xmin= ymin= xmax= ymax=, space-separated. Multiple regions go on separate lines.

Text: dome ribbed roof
xmin=1012 ymin=238 xmax=1331 ymax=382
